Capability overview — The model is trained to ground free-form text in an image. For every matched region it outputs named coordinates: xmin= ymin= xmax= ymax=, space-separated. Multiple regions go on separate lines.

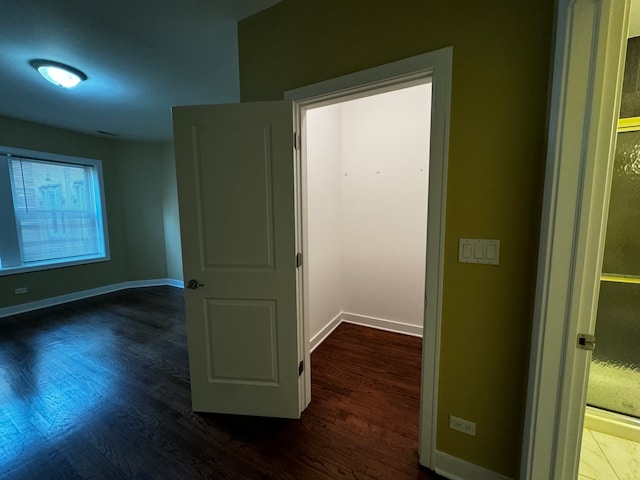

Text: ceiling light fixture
xmin=30 ymin=59 xmax=87 ymax=89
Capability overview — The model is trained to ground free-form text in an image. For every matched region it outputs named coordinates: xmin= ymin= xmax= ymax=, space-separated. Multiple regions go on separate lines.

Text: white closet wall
xmin=306 ymin=84 xmax=431 ymax=343
xmin=306 ymin=106 xmax=344 ymax=339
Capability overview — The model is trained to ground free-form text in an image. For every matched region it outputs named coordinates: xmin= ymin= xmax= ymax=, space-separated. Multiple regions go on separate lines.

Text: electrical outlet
xmin=14 ymin=287 xmax=28 ymax=295
xmin=449 ymin=414 xmax=476 ymax=436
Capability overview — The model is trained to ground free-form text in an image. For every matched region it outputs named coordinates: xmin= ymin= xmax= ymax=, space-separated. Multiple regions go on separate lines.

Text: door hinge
xmin=294 ymin=132 xmax=301 ymax=150
xmin=577 ymin=333 xmax=596 ymax=351
xmin=298 ymin=360 xmax=304 ymax=376
xmin=296 ymin=252 xmax=302 ymax=268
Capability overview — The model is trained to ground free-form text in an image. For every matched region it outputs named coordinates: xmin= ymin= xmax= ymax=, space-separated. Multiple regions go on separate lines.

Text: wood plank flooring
xmin=0 ymin=286 xmax=445 ymax=479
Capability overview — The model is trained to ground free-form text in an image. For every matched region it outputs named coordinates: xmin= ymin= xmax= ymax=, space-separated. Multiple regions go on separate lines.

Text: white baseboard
xmin=310 ymin=311 xmax=423 ymax=351
xmin=0 ymin=278 xmax=184 ymax=318
xmin=165 ymin=278 xmax=185 ymax=289
xmin=310 ymin=313 xmax=342 ymax=352
xmin=342 ymin=312 xmax=423 ymax=337
xmin=584 ymin=405 xmax=640 ymax=443
xmin=434 ymin=450 xmax=512 ymax=480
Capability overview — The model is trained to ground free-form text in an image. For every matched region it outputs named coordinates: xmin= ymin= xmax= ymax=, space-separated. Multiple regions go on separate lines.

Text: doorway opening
xmin=288 ymin=48 xmax=452 ymax=469
xmin=303 ymin=81 xmax=431 ymax=352
xmin=300 ymin=80 xmax=432 ymax=462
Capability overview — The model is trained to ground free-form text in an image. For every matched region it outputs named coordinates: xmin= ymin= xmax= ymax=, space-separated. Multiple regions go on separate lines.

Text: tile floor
xmin=579 ymin=428 xmax=640 ymax=479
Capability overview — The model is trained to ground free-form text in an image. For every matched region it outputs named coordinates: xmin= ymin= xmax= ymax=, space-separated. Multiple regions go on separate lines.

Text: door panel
xmin=205 ymin=299 xmax=279 ymax=384
xmin=196 ymin=122 xmax=276 ymax=269
xmin=173 ymin=101 xmax=300 ymax=418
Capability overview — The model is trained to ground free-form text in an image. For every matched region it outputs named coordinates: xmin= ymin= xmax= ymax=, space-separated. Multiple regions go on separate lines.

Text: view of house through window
xmin=0 ymin=149 xmax=109 ymax=274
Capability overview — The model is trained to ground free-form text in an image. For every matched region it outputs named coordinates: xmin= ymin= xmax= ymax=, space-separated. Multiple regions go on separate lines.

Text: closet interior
xmin=303 ymin=83 xmax=432 ymax=350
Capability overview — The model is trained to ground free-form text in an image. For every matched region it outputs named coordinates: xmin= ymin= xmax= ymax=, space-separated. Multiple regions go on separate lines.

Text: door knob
xmin=186 ymin=279 xmax=205 ymax=289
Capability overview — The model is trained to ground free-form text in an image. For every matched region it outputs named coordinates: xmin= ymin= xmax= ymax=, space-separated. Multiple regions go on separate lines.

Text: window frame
xmin=0 ymin=146 xmax=110 ymax=276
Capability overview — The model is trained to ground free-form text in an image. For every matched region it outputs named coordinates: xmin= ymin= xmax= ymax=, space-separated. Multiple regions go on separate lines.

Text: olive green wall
xmin=161 ymin=141 xmax=183 ymax=281
xmin=114 ymin=141 xmax=168 ymax=281
xmin=114 ymin=140 xmax=183 ymax=282
xmin=238 ymin=1 xmax=554 ymax=476
xmin=0 ymin=115 xmax=183 ymax=310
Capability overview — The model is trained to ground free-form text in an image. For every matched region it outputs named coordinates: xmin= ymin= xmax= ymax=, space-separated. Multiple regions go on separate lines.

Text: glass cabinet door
xmin=587 ymin=128 xmax=640 ymax=419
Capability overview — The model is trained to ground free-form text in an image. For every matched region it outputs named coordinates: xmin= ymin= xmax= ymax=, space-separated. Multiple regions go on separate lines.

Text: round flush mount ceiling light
xmin=29 ymin=59 xmax=87 ymax=89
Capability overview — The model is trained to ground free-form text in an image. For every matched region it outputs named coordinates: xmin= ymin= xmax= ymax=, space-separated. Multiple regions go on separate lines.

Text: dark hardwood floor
xmin=0 ymin=286 xmax=445 ymax=479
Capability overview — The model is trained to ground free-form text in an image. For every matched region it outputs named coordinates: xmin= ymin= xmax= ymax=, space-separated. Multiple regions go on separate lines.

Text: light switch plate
xmin=459 ymin=238 xmax=500 ymax=265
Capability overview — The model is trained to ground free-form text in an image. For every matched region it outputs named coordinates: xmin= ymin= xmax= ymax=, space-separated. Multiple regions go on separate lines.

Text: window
xmin=0 ymin=147 xmax=109 ymax=275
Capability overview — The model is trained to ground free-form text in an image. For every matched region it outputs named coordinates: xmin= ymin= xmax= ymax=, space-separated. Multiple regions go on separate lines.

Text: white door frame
xmin=285 ymin=47 xmax=453 ymax=469
xmin=521 ymin=1 xmax=629 ymax=479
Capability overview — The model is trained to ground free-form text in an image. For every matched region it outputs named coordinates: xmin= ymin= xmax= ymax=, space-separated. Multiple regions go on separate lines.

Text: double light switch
xmin=458 ymin=238 xmax=500 ymax=265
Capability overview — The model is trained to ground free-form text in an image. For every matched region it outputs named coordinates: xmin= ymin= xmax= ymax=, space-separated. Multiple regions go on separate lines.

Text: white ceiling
xmin=1 ymin=2 xmax=637 ymax=144
xmin=0 ymin=0 xmax=281 ymax=142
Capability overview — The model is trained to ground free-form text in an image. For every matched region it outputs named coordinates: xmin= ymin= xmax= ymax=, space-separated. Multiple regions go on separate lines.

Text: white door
xmin=520 ymin=0 xmax=629 ymax=478
xmin=172 ymin=100 xmax=302 ymax=418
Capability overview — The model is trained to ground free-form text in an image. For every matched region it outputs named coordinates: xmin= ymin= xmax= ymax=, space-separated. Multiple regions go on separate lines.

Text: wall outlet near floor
xmin=449 ymin=414 xmax=476 ymax=436
xmin=14 ymin=287 xmax=28 ymax=295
